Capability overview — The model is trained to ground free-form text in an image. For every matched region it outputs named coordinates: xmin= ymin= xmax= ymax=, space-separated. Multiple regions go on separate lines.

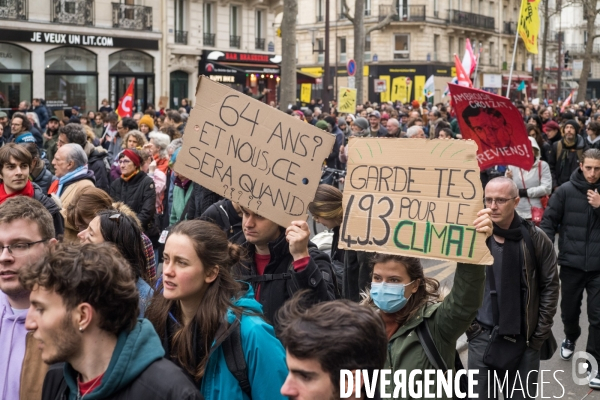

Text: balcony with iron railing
xmin=174 ymin=30 xmax=188 ymax=44
xmin=112 ymin=3 xmax=152 ymax=31
xmin=378 ymin=5 xmax=426 ymax=22
xmin=0 ymin=0 xmax=27 ymax=20
xmin=203 ymin=33 xmax=215 ymax=46
xmin=448 ymin=9 xmax=494 ymax=30
xmin=230 ymin=35 xmax=241 ymax=48
xmin=51 ymin=0 xmax=93 ymax=26
xmin=503 ymin=21 xmax=516 ymax=35
xmin=255 ymin=38 xmax=265 ymax=50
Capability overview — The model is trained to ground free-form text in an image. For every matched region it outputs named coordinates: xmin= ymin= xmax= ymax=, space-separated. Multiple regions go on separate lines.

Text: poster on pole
xmin=339 ymin=138 xmax=493 ymax=265
xmin=338 ymin=87 xmax=357 ymax=113
xmin=518 ymin=0 xmax=540 ymax=54
xmin=449 ymin=83 xmax=534 ymax=171
xmin=175 ymin=76 xmax=336 ymax=227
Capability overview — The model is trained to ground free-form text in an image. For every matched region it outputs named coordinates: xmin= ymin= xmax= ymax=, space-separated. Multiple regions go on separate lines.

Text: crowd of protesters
xmin=0 ymin=92 xmax=597 ymax=400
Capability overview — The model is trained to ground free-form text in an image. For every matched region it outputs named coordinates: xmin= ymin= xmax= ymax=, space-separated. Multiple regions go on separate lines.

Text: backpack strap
xmin=222 ymin=319 xmax=252 ymax=397
xmin=415 ymin=321 xmax=465 ymax=373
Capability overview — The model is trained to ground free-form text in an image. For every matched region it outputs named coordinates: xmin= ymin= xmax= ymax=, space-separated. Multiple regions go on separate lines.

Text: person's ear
xmin=205 ymin=265 xmax=219 ymax=284
xmin=74 ymin=303 xmax=94 ymax=332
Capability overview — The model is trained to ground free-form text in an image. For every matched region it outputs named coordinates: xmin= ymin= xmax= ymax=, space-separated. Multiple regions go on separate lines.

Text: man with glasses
xmin=542 ymin=148 xmax=600 ymax=389
xmin=107 ymin=116 xmax=137 ymax=163
xmin=468 ymin=176 xmax=559 ymax=399
xmin=9 ymin=113 xmax=36 ymax=145
xmin=49 ymin=144 xmax=95 ymax=241
xmin=0 ymin=196 xmax=57 ymax=399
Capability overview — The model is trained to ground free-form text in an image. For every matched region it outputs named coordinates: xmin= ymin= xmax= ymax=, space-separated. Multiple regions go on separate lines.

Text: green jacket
xmin=170 ymin=184 xmax=194 ymax=225
xmin=43 ymin=135 xmax=58 ymax=174
xmin=383 ymin=263 xmax=485 ymax=399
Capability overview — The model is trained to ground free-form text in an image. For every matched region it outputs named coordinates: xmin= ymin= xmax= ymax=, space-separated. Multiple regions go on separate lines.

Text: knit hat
xmin=324 ymin=116 xmax=337 ymax=127
xmin=563 ymin=119 xmax=580 ymax=133
xmin=139 ymin=114 xmax=155 ymax=131
xmin=543 ymin=120 xmax=559 ymax=133
xmin=337 ymin=117 xmax=347 ymax=127
xmin=316 ymin=120 xmax=329 ymax=131
xmin=353 ymin=117 xmax=369 ymax=131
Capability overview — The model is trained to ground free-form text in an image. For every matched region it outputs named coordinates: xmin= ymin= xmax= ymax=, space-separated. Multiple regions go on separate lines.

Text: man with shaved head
xmin=468 ymin=176 xmax=559 ymax=399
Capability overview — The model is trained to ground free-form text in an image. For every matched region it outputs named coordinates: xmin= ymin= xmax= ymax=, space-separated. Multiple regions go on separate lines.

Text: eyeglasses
xmin=118 ymin=159 xmax=131 ymax=165
xmin=0 ymin=239 xmax=50 ymax=256
xmin=484 ymin=197 xmax=516 ymax=206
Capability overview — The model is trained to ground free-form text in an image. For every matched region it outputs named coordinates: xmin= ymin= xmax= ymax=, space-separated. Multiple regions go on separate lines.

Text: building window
xmin=0 ymin=43 xmax=32 ymax=111
xmin=316 ymin=38 xmax=324 ymax=64
xmin=204 ymin=3 xmax=214 ymax=34
xmin=230 ymin=6 xmax=241 ymax=48
xmin=256 ymin=9 xmax=265 ymax=49
xmin=365 ymin=0 xmax=371 ymax=16
xmin=448 ymin=37 xmax=454 ymax=62
xmin=396 ymin=0 xmax=408 ymax=19
xmin=393 ymin=34 xmax=409 ymax=59
xmin=339 ymin=37 xmax=347 ymax=63
xmin=489 ymin=41 xmax=493 ymax=65
xmin=458 ymin=38 xmax=464 ymax=55
xmin=109 ymin=50 xmax=154 ymax=112
xmin=433 ymin=35 xmax=439 ymax=61
xmin=317 ymin=0 xmax=323 ymax=21
xmin=365 ymin=34 xmax=371 ymax=62
xmin=175 ymin=0 xmax=185 ymax=31
xmin=45 ymin=46 xmax=97 ymax=111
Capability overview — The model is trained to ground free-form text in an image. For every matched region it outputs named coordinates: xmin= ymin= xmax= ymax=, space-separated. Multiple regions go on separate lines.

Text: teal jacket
xmin=199 ymin=286 xmax=288 ymax=400
xmin=62 ymin=319 xmax=165 ymax=400
xmin=170 ymin=184 xmax=193 ymax=225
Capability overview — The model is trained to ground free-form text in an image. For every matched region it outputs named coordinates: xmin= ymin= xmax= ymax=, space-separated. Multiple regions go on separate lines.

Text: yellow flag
xmin=518 ymin=0 xmax=540 ymax=54
xmin=300 ymin=84 xmax=312 ymax=104
xmin=338 ymin=87 xmax=357 ymax=113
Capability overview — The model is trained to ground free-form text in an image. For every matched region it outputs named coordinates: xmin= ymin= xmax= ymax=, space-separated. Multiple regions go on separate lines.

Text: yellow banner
xmin=300 ymin=84 xmax=312 ymax=103
xmin=414 ymin=75 xmax=426 ymax=103
xmin=379 ymin=75 xmax=391 ymax=103
xmin=391 ymin=77 xmax=413 ymax=103
xmin=518 ymin=0 xmax=540 ymax=54
xmin=338 ymin=87 xmax=357 ymax=113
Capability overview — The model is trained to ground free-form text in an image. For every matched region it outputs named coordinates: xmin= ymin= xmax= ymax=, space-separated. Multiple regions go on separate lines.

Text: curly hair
xmin=19 ymin=242 xmax=139 ymax=335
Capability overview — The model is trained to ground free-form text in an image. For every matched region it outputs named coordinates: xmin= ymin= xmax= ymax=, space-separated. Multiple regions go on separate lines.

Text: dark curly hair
xmin=19 ymin=242 xmax=139 ymax=335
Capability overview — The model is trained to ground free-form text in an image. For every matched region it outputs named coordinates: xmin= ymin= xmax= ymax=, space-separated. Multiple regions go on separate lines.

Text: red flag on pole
xmin=116 ymin=79 xmax=135 ymax=118
xmin=449 ymin=83 xmax=534 ymax=171
xmin=454 ymin=54 xmax=472 ymax=88
xmin=560 ymin=91 xmax=574 ymax=113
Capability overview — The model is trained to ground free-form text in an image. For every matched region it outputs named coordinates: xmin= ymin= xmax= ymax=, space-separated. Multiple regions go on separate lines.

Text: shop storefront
xmin=199 ymin=50 xmax=279 ymax=104
xmin=0 ymin=28 xmax=159 ymax=114
xmin=0 ymin=43 xmax=32 ymax=111
xmin=45 ymin=46 xmax=98 ymax=111
xmin=109 ymin=50 xmax=155 ymax=112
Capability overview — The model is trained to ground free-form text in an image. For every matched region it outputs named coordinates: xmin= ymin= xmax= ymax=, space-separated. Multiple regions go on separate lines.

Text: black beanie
xmin=564 ymin=119 xmax=580 ymax=133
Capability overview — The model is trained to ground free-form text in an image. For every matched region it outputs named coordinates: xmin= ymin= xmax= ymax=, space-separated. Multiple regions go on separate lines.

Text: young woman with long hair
xmin=77 ymin=209 xmax=153 ymax=316
xmin=145 ymin=220 xmax=288 ymax=400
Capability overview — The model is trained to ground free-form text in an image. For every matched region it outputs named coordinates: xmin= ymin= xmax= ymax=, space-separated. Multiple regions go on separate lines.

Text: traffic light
xmin=564 ymin=51 xmax=570 ymax=69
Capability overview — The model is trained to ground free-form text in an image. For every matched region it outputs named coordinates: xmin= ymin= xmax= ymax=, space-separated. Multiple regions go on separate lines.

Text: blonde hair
xmin=308 ymin=184 xmax=343 ymax=225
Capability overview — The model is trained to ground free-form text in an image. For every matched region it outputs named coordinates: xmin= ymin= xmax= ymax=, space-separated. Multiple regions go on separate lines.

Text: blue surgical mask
xmin=370 ymin=281 xmax=414 ymax=313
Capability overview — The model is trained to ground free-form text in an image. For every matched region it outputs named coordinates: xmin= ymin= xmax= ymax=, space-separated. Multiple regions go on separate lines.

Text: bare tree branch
xmin=366 ymin=13 xmax=395 ymax=34
xmin=341 ymin=0 xmax=355 ymax=23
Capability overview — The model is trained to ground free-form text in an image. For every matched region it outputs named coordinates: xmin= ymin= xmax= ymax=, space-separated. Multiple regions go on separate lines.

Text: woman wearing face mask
xmin=145 ymin=220 xmax=288 ymax=399
xmin=364 ymin=208 xmax=493 ymax=396
xmin=78 ymin=209 xmax=153 ymax=316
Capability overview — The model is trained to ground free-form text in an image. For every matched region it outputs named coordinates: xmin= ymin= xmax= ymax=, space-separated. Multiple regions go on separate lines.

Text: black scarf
xmin=492 ymin=211 xmax=523 ymax=335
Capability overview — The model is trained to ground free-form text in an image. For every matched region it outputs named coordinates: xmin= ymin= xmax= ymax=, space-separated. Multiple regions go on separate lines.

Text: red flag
xmin=560 ymin=91 xmax=574 ymax=113
xmin=449 ymin=83 xmax=534 ymax=171
xmin=117 ymin=79 xmax=135 ymax=118
xmin=462 ymin=38 xmax=478 ymax=76
xmin=454 ymin=54 xmax=472 ymax=88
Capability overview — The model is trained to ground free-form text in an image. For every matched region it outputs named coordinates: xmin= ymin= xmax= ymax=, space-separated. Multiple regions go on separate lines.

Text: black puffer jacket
xmin=200 ymin=198 xmax=242 ymax=240
xmin=110 ymin=171 xmax=156 ymax=232
xmin=234 ymin=232 xmax=338 ymax=324
xmin=548 ymin=135 xmax=586 ymax=188
xmin=185 ymin=183 xmax=222 ymax=219
xmin=87 ymin=145 xmax=110 ymax=192
xmin=32 ymin=182 xmax=64 ymax=238
xmin=541 ymin=168 xmax=600 ymax=272
xmin=31 ymin=165 xmax=54 ymax=193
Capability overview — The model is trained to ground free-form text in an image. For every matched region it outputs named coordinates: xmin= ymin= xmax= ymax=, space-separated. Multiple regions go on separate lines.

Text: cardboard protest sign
xmin=449 ymin=83 xmax=534 ymax=171
xmin=339 ymin=137 xmax=493 ymax=265
xmin=174 ymin=76 xmax=336 ymax=227
xmin=338 ymin=87 xmax=357 ymax=113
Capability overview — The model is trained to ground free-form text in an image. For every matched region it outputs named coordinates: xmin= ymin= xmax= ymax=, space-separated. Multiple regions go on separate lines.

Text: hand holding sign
xmin=174 ymin=76 xmax=335 ymax=227
xmin=339 ymin=137 xmax=493 ymax=265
